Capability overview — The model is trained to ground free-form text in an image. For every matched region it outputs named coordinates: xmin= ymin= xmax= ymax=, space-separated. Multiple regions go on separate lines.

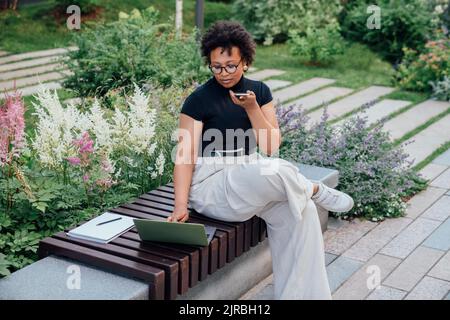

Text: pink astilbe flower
xmin=0 ymin=91 xmax=26 ymax=166
xmin=66 ymin=157 xmax=81 ymax=165
xmin=100 ymin=157 xmax=114 ymax=173
xmin=95 ymin=177 xmax=117 ymax=190
xmin=73 ymin=132 xmax=94 ymax=154
xmin=69 ymin=131 xmax=95 ymax=167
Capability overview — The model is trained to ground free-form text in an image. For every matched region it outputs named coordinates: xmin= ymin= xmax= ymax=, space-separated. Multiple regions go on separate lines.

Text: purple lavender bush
xmin=276 ymin=102 xmax=427 ymax=221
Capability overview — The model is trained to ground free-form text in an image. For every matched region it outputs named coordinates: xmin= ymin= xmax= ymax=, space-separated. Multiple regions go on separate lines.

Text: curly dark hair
xmin=200 ymin=20 xmax=256 ymax=66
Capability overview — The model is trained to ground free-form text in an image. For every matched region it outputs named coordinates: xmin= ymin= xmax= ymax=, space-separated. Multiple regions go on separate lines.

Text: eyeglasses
xmin=209 ymin=59 xmax=242 ymax=74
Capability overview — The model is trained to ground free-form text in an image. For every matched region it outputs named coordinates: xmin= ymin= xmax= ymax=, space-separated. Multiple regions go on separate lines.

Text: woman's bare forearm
xmin=246 ymin=107 xmax=281 ymax=155
xmin=173 ymin=163 xmax=195 ymax=208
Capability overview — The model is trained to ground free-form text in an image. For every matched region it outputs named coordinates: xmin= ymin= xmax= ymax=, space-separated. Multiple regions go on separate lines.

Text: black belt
xmin=208 ymin=148 xmax=246 ymax=157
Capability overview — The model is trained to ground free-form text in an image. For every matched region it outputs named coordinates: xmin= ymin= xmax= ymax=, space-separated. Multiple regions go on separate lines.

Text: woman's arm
xmin=229 ymin=90 xmax=281 ymax=156
xmin=167 ymin=114 xmax=203 ymax=223
xmin=246 ymin=101 xmax=281 ymax=156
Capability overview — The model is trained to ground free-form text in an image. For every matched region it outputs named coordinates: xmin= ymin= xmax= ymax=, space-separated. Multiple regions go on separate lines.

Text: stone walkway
xmin=2 ymin=48 xmax=449 ymax=300
xmin=240 ymin=156 xmax=450 ymax=300
xmin=0 ymin=47 xmax=74 ymax=96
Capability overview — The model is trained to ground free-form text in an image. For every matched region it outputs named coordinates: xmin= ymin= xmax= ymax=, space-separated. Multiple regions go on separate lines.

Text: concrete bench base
xmin=0 ymin=255 xmax=149 ymax=300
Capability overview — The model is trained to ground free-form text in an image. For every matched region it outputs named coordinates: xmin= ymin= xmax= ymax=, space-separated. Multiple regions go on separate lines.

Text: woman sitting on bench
xmin=167 ymin=20 xmax=354 ymax=300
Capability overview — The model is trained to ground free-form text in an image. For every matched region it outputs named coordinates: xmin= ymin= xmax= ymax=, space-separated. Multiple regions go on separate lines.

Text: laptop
xmin=133 ymin=219 xmax=216 ymax=246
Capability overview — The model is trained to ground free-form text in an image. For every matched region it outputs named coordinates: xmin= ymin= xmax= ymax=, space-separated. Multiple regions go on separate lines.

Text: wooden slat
xmin=54 ymin=232 xmax=178 ymax=300
xmin=157 ymin=185 xmax=175 ymax=193
xmin=259 ymin=218 xmax=268 ymax=242
xmin=141 ymin=193 xmax=193 ymax=209
xmin=155 ymin=187 xmax=175 ymax=196
xmin=251 ymin=216 xmax=261 ymax=247
xmin=38 ymin=237 xmax=165 ymax=300
xmin=147 ymin=189 xmax=177 ymax=201
xmin=243 ymin=219 xmax=252 ymax=252
xmin=208 ymin=236 xmax=218 ymax=274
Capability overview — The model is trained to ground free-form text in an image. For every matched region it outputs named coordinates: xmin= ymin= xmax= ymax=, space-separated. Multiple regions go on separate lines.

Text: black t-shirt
xmin=180 ymin=74 xmax=273 ymax=156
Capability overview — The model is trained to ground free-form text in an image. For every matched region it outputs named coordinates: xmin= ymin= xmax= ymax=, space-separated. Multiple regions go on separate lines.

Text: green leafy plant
xmin=288 ymin=21 xmax=345 ymax=65
xmin=232 ymin=0 xmax=342 ymax=45
xmin=395 ymin=38 xmax=450 ymax=92
xmin=431 ymin=76 xmax=450 ymax=101
xmin=63 ymin=6 xmax=210 ymax=98
xmin=0 ymin=253 xmax=11 ymax=277
xmin=340 ymin=0 xmax=435 ymax=63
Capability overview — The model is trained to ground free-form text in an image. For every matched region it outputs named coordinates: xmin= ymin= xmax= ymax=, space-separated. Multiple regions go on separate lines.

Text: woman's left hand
xmin=229 ymin=90 xmax=259 ymax=111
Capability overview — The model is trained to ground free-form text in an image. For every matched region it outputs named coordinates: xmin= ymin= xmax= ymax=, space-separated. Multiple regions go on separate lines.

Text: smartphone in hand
xmin=234 ymin=93 xmax=250 ymax=97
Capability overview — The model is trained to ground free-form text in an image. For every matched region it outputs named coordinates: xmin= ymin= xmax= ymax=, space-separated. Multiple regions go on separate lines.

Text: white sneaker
xmin=311 ymin=182 xmax=354 ymax=213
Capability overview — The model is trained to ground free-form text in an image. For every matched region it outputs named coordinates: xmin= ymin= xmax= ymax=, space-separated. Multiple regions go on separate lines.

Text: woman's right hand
xmin=167 ymin=205 xmax=189 ymax=223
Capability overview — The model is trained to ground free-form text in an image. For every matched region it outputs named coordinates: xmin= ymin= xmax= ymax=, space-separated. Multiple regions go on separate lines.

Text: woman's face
xmin=209 ymin=46 xmax=247 ymax=89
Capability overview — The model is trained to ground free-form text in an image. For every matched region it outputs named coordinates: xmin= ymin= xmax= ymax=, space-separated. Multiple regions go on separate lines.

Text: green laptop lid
xmin=133 ymin=219 xmax=214 ymax=246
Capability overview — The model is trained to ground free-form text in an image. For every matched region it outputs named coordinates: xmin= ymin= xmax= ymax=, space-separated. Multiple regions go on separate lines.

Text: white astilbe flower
xmin=111 ymin=84 xmax=157 ymax=155
xmin=111 ymin=108 xmax=130 ymax=152
xmin=148 ymin=142 xmax=157 ymax=156
xmin=31 ymin=88 xmax=89 ymax=169
xmin=155 ymin=151 xmax=165 ymax=176
xmin=88 ymin=99 xmax=112 ymax=151
xmin=128 ymin=84 xmax=157 ymax=154
xmin=67 ymin=103 xmax=92 ymax=135
xmin=31 ymin=85 xmax=160 ymax=175
xmin=123 ymin=156 xmax=136 ymax=168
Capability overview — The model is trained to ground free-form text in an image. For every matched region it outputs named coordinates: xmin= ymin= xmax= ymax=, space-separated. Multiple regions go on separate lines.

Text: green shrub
xmin=431 ymin=76 xmax=450 ymax=101
xmin=287 ymin=21 xmax=345 ymax=65
xmin=340 ymin=0 xmax=435 ymax=63
xmin=62 ymin=7 xmax=210 ymax=98
xmin=231 ymin=0 xmax=342 ymax=45
xmin=421 ymin=0 xmax=450 ymax=30
xmin=204 ymin=3 xmax=234 ymax=29
xmin=0 ymin=253 xmax=11 ymax=277
xmin=395 ymin=38 xmax=450 ymax=92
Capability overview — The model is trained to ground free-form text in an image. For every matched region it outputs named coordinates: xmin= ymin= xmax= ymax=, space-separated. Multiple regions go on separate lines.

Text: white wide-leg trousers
xmin=188 ymin=153 xmax=332 ymax=300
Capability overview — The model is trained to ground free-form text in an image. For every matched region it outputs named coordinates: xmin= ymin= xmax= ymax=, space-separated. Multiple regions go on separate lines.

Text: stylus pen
xmin=97 ymin=217 xmax=122 ymax=226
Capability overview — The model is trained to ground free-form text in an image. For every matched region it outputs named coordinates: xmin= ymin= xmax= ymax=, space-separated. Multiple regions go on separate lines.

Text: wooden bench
xmin=0 ymin=162 xmax=338 ymax=300
xmin=37 ymin=181 xmax=268 ymax=300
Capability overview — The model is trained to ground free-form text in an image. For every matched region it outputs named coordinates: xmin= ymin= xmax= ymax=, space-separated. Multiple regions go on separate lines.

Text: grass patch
xmin=384 ymin=90 xmax=429 ymax=104
xmin=253 ymin=42 xmax=395 ymax=90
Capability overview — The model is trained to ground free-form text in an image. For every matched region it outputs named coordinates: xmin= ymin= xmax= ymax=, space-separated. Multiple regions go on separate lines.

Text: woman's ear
xmin=242 ymin=59 xmax=249 ymax=72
